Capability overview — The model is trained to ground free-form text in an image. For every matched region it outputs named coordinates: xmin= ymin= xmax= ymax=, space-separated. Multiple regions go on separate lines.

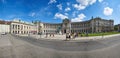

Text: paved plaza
xmin=19 ymin=34 xmax=120 ymax=40
xmin=1 ymin=34 xmax=120 ymax=58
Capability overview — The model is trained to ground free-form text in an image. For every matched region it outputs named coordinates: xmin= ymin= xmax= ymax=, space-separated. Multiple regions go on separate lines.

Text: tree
xmin=114 ymin=25 xmax=118 ymax=31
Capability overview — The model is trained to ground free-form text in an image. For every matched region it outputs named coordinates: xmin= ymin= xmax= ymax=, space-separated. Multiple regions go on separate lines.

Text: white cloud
xmin=76 ymin=0 xmax=88 ymax=6
xmin=65 ymin=7 xmax=71 ymax=12
xmin=72 ymin=11 xmax=79 ymax=17
xmin=72 ymin=12 xmax=76 ymax=17
xmin=98 ymin=0 xmax=103 ymax=3
xmin=89 ymin=0 xmax=96 ymax=5
xmin=73 ymin=4 xmax=86 ymax=10
xmin=54 ymin=13 xmax=68 ymax=19
xmin=76 ymin=0 xmax=96 ymax=5
xmin=29 ymin=12 xmax=35 ymax=17
xmin=64 ymin=13 xmax=69 ymax=16
xmin=103 ymin=7 xmax=113 ymax=16
xmin=67 ymin=2 xmax=70 ymax=6
xmin=31 ymin=13 xmax=35 ymax=17
xmin=71 ymin=13 xmax=86 ymax=22
xmin=48 ymin=0 xmax=56 ymax=4
xmin=73 ymin=0 xmax=96 ymax=10
xmin=57 ymin=4 xmax=62 ymax=10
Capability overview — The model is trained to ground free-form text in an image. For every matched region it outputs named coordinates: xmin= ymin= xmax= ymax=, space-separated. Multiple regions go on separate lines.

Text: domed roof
xmin=62 ymin=19 xmax=70 ymax=23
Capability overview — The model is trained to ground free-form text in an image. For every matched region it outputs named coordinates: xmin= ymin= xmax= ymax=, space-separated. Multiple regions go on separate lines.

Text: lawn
xmin=78 ymin=32 xmax=120 ymax=37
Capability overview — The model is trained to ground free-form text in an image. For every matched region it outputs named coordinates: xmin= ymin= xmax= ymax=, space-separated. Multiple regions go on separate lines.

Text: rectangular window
xmin=13 ymin=25 xmax=14 ymax=29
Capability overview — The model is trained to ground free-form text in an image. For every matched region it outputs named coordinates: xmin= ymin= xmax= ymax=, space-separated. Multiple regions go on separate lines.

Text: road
xmin=1 ymin=34 xmax=120 ymax=58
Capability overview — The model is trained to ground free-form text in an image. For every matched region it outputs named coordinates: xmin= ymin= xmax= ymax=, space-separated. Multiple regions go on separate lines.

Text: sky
xmin=0 ymin=0 xmax=120 ymax=25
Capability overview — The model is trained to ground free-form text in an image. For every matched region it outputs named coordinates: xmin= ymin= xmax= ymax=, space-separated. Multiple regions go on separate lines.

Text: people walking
xmin=68 ymin=33 xmax=71 ymax=40
xmin=52 ymin=33 xmax=54 ymax=37
xmin=66 ymin=33 xmax=68 ymax=40
xmin=46 ymin=33 xmax=48 ymax=38
xmin=66 ymin=33 xmax=71 ymax=40
xmin=50 ymin=33 xmax=51 ymax=37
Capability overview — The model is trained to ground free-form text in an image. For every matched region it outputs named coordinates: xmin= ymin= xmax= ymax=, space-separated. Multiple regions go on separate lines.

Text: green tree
xmin=114 ymin=25 xmax=118 ymax=31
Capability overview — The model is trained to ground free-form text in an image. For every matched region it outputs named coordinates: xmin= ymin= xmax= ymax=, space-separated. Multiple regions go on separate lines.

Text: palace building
xmin=35 ymin=17 xmax=114 ymax=34
xmin=10 ymin=20 xmax=37 ymax=34
xmin=0 ymin=20 xmax=11 ymax=33
xmin=0 ymin=17 xmax=114 ymax=35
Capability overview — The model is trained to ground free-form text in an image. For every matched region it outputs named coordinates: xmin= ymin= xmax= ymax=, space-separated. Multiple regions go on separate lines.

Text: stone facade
xmin=62 ymin=19 xmax=71 ymax=33
xmin=90 ymin=17 xmax=114 ymax=33
xmin=37 ymin=17 xmax=114 ymax=34
xmin=0 ymin=20 xmax=11 ymax=33
xmin=10 ymin=20 xmax=37 ymax=34
xmin=0 ymin=17 xmax=114 ymax=35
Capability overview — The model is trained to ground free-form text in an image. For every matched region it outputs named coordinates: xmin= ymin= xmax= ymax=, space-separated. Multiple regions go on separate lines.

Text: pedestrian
xmin=52 ymin=33 xmax=54 ymax=37
xmin=50 ymin=33 xmax=51 ymax=37
xmin=66 ymin=33 xmax=69 ymax=40
xmin=70 ymin=33 xmax=73 ymax=39
xmin=39 ymin=32 xmax=42 ymax=38
xmin=53 ymin=33 xmax=54 ymax=37
xmin=76 ymin=33 xmax=78 ymax=37
xmin=68 ymin=33 xmax=71 ymax=40
xmin=73 ymin=33 xmax=76 ymax=39
xmin=46 ymin=33 xmax=48 ymax=38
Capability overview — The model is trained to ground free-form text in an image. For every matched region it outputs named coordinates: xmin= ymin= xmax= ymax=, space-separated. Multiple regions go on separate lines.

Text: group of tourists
xmin=66 ymin=32 xmax=89 ymax=40
xmin=44 ymin=32 xmax=89 ymax=40
xmin=45 ymin=33 xmax=55 ymax=38
xmin=66 ymin=32 xmax=78 ymax=40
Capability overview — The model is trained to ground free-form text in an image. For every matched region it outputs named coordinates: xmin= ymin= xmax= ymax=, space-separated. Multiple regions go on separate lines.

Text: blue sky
xmin=0 ymin=0 xmax=120 ymax=24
